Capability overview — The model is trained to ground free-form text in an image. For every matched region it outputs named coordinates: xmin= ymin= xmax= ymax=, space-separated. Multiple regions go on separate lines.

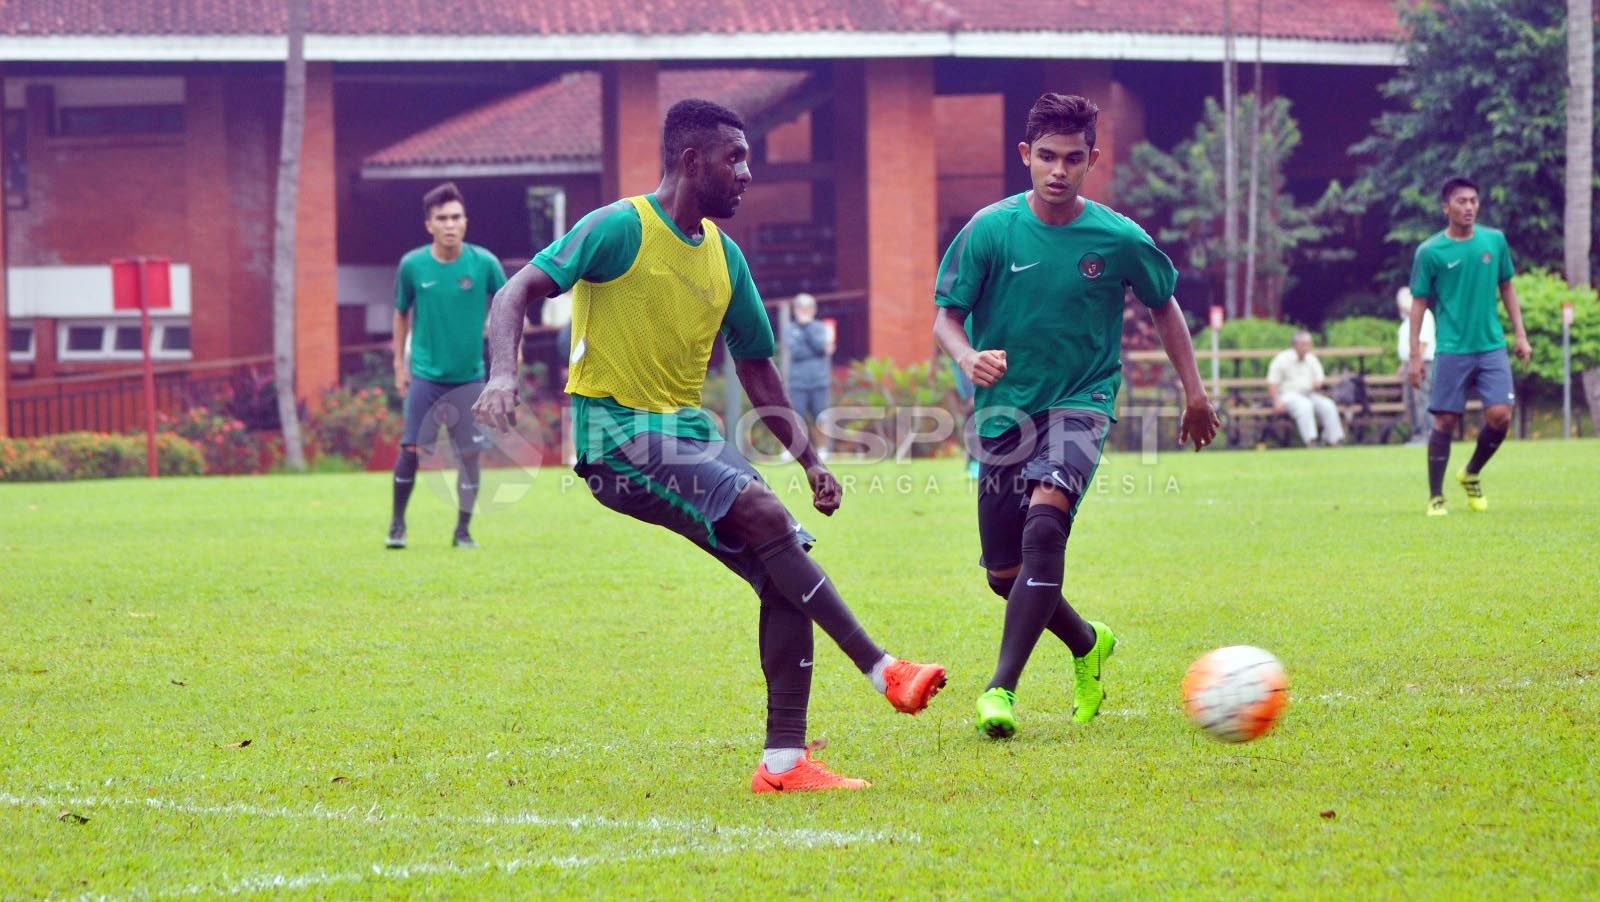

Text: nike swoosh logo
xmin=1026 ymin=578 xmax=1058 ymax=587
xmin=1445 ymin=261 xmax=1461 ymax=269
xmin=801 ymin=577 xmax=826 ymax=603
xmin=799 ymin=659 xmax=814 ymax=668
xmin=420 ymin=280 xmax=439 ymax=287
xmin=1010 ymin=262 xmax=1040 ymax=273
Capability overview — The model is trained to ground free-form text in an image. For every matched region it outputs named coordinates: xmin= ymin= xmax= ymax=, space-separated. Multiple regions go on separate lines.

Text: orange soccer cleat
xmin=750 ymin=740 xmax=870 ymax=793
xmin=883 ymin=659 xmax=948 ymax=715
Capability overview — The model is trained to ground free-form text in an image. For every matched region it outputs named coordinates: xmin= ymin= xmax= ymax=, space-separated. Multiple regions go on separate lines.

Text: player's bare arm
xmin=1408 ymin=293 xmax=1432 ymax=388
xmin=391 ymin=310 xmax=411 ymax=395
xmin=1149 ymin=299 xmax=1219 ymax=450
xmin=473 ymin=264 xmax=554 ymax=430
xmin=735 ymin=357 xmax=841 ymax=515
xmin=1499 ymin=280 xmax=1533 ymax=364
xmin=933 ymin=307 xmax=1007 ymax=386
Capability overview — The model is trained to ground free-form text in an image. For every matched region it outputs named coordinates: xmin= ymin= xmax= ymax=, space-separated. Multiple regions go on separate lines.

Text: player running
xmin=933 ymin=93 xmax=1217 ymax=740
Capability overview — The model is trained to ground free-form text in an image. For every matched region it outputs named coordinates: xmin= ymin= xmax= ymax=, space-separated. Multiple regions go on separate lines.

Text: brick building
xmin=0 ymin=0 xmax=1401 ymax=436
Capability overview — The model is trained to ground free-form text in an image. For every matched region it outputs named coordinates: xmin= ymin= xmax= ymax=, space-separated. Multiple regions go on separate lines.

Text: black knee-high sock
xmin=456 ymin=452 xmax=480 ymax=532
xmin=1427 ymin=429 xmax=1452 ymax=497
xmin=757 ymin=584 xmax=812 ymax=750
xmin=990 ymin=504 xmax=1080 ymax=691
xmin=988 ymin=572 xmax=1093 ymax=657
xmin=1465 ymin=423 xmax=1507 ymax=475
xmin=392 ymin=448 xmax=419 ymax=521
xmin=755 ymin=534 xmax=884 ymax=674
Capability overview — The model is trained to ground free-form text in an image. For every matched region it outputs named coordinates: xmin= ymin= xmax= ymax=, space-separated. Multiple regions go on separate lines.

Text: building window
xmin=55 ymin=105 xmax=184 ymax=137
xmin=527 ymin=186 xmax=568 ymax=248
xmin=57 ymin=319 xmax=193 ymax=361
xmin=3 ymin=110 xmax=24 ymax=210
xmin=7 ymin=323 xmax=35 ymax=362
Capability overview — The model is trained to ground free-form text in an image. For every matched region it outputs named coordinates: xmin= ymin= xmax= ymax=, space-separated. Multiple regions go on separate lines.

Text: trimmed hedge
xmin=0 ymin=432 xmax=205 ymax=482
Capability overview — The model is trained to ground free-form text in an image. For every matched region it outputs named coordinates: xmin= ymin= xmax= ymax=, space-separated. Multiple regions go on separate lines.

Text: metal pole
xmin=138 ymin=258 xmax=159 ymax=477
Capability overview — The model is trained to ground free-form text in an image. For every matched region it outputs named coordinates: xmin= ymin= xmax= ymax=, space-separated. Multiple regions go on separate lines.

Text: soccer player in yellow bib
xmin=474 ymin=99 xmax=947 ymax=793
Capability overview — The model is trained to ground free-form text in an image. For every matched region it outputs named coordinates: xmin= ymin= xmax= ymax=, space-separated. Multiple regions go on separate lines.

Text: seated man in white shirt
xmin=1267 ymin=331 xmax=1345 ymax=447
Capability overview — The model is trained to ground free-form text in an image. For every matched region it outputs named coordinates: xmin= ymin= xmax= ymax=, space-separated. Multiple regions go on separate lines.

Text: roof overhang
xmin=0 ymin=31 xmax=1404 ymax=67
xmin=361 ymin=159 xmax=599 ymax=180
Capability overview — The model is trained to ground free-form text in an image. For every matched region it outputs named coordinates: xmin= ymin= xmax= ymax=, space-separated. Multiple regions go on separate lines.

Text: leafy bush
xmin=342 ymin=351 xmax=405 ymax=414
xmin=832 ymin=357 xmax=965 ymax=459
xmin=159 ymin=408 xmax=259 ymax=475
xmin=1194 ymin=317 xmax=1301 ymax=378
xmin=1502 ymin=270 xmax=1600 ymax=386
xmin=304 ymin=386 xmax=401 ymax=465
xmin=0 ymin=432 xmax=204 ymax=481
xmin=1321 ymin=316 xmax=1400 ymax=375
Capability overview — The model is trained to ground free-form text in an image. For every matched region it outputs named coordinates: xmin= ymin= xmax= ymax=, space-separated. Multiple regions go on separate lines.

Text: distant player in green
xmin=473 ymin=100 xmax=946 ymax=792
xmin=933 ymin=93 xmax=1219 ymax=740
xmin=389 ymin=182 xmax=507 ymax=549
xmin=1407 ymin=176 xmax=1532 ymax=516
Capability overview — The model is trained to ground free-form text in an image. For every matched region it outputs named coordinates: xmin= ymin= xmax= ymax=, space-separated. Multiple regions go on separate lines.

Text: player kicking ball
xmin=933 ymin=93 xmax=1217 ymax=739
xmin=474 ymin=99 xmax=945 ymax=792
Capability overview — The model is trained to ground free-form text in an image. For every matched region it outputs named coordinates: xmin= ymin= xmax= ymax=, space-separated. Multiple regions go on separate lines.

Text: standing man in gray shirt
xmin=785 ymin=293 xmax=835 ymax=457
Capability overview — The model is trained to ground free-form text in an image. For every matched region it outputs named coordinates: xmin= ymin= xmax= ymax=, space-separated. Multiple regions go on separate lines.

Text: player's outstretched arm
xmin=734 ymin=357 xmax=841 ymax=515
xmin=473 ymin=265 xmax=557 ymax=430
xmin=1150 ymin=299 xmax=1219 ymax=451
xmin=1499 ymin=281 xmax=1533 ymax=364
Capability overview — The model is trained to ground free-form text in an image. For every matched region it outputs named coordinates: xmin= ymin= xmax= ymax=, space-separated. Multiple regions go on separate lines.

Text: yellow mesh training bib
xmin=564 ymin=196 xmax=732 ymax=412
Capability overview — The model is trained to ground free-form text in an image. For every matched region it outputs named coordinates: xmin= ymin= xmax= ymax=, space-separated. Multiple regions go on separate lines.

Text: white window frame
xmin=7 ymin=320 xmax=35 ymax=362
xmin=55 ymin=317 xmax=192 ymax=362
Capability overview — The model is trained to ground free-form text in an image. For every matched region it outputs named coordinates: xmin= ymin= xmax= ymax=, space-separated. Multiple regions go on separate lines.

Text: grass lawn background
xmin=3 ymin=440 xmax=1596 ymax=897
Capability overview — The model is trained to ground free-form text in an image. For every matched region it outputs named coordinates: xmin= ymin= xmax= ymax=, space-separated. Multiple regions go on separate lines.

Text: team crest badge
xmin=1078 ymin=253 xmax=1106 ymax=280
xmin=459 ymin=276 xmax=474 ymax=291
xmin=1481 ymin=252 xmax=1491 ymax=264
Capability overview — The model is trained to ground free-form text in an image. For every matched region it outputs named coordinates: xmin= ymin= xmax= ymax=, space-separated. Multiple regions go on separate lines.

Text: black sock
xmin=456 ymin=453 xmax=480 ymax=534
xmin=1427 ymin=429 xmax=1452 ymax=498
xmin=757 ymin=584 xmax=812 ymax=750
xmin=755 ymin=534 xmax=884 ymax=674
xmin=1045 ymin=596 xmax=1097 ymax=657
xmin=1465 ymin=423 xmax=1507 ymax=475
xmin=392 ymin=448 xmax=418 ymax=522
xmin=990 ymin=504 xmax=1078 ymax=691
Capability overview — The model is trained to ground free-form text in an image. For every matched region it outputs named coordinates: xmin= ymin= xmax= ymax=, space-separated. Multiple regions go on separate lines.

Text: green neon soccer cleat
xmin=1072 ymin=621 xmax=1117 ymax=723
xmin=976 ymin=687 xmax=1017 ymax=740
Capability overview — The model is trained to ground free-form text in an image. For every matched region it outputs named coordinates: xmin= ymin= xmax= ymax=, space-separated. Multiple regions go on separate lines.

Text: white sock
xmin=868 ymin=653 xmax=895 ymax=694
xmin=762 ymin=747 xmax=804 ymax=774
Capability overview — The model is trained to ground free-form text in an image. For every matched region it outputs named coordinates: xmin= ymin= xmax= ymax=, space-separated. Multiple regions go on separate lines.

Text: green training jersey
xmin=531 ymin=194 xmax=774 ymax=458
xmin=394 ymin=243 xmax=507 ymax=383
xmin=1408 ymin=226 xmax=1514 ymax=355
xmin=935 ymin=194 xmax=1177 ymax=437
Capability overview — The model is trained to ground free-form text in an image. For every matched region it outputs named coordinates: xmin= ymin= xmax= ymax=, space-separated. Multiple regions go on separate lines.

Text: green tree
xmin=1353 ymin=0 xmax=1600 ymax=281
xmin=1502 ymin=270 xmax=1600 ymax=384
xmin=1117 ymin=95 xmax=1359 ymax=320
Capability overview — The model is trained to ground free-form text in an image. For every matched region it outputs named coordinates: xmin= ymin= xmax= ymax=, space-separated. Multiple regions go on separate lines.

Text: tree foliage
xmin=1117 ymin=95 xmax=1360 ymax=317
xmin=1504 ymin=269 xmax=1600 ymax=383
xmin=1353 ymin=0 xmax=1600 ymax=281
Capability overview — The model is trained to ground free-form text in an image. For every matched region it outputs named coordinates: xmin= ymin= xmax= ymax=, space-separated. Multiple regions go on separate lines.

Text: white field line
xmin=1 ymin=792 xmax=911 ymax=848
xmin=3 ymin=792 xmax=913 ymax=900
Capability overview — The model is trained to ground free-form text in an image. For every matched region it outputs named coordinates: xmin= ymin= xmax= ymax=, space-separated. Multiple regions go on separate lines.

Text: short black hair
xmin=1025 ymin=93 xmax=1099 ymax=148
xmin=1440 ymin=176 xmax=1478 ymax=202
xmin=661 ymin=99 xmax=745 ymax=170
xmin=423 ymin=181 xmax=465 ymax=217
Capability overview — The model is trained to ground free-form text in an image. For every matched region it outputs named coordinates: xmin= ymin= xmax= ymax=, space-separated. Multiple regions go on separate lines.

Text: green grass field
xmin=3 ymin=440 xmax=1597 ymax=898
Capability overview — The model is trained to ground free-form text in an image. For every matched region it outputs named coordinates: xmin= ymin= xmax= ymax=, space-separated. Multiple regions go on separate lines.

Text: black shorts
xmin=574 ymin=430 xmax=812 ymax=590
xmin=401 ymin=376 xmax=489 ymax=454
xmin=975 ymin=409 xmax=1110 ymax=571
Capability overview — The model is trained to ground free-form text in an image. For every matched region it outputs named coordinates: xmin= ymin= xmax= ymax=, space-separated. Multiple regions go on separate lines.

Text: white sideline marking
xmin=6 ymin=791 xmax=914 ymax=899
xmin=1 ymin=792 xmax=911 ymax=848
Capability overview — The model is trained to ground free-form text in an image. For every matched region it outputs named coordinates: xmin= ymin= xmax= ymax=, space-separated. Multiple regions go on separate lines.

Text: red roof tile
xmin=0 ymin=0 xmax=1398 ymax=42
xmin=364 ymin=68 xmax=813 ymax=171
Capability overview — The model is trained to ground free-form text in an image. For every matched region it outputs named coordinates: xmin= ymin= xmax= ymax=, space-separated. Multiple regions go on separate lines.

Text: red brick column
xmin=186 ymin=76 xmax=234 ymax=361
xmin=862 ymin=59 xmax=937 ymax=366
xmin=829 ymin=62 xmax=869 ymax=300
xmin=295 ymin=62 xmax=339 ymax=408
xmin=0 ymin=69 xmax=9 ymax=437
xmin=601 ymin=62 xmax=660 ymax=200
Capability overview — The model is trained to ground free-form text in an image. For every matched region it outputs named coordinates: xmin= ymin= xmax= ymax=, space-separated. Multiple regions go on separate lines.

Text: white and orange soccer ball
xmin=1181 ymin=645 xmax=1289 ymax=742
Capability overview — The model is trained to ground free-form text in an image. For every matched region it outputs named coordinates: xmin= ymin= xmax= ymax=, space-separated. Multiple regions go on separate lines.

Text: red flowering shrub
xmin=304 ymin=387 xmax=401 ymax=465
